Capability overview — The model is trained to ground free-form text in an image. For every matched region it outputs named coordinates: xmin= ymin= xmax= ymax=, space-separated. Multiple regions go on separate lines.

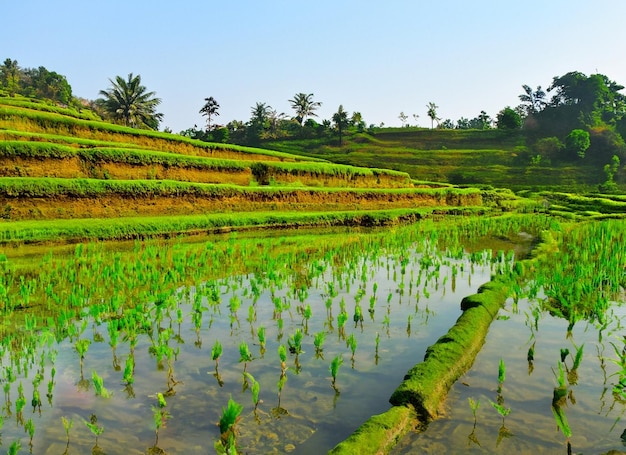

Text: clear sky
xmin=3 ymin=0 xmax=625 ymax=133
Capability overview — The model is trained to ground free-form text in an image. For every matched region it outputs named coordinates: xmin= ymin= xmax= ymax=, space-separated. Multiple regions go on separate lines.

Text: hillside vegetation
xmin=260 ymin=128 xmax=614 ymax=192
xmin=0 ymin=97 xmax=522 ymax=242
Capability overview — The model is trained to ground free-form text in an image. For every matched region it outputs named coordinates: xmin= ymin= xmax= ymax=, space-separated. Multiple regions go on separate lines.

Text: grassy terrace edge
xmin=0 ymin=206 xmax=491 ymax=245
xmin=0 ymin=104 xmax=324 ymax=162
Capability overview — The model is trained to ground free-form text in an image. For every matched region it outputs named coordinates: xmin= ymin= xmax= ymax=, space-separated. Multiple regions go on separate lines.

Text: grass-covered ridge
xmin=0 ymin=103 xmax=321 ymax=162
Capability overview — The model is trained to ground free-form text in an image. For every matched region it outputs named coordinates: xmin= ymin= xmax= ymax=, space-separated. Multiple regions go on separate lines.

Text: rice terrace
xmin=0 ymin=60 xmax=625 ymax=455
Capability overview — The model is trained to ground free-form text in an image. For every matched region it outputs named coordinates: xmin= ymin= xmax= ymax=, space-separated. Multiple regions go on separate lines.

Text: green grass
xmin=0 ymin=206 xmax=491 ymax=244
xmin=0 ymin=177 xmax=481 ymax=199
xmin=0 ymin=96 xmax=102 ymax=121
xmin=0 ymin=103 xmax=324 ymax=162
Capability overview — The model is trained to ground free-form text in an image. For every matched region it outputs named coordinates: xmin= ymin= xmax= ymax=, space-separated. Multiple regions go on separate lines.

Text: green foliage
xmin=218 ymin=396 xmax=244 ymax=435
xmin=7 ymin=440 xmax=21 ymax=455
xmin=212 ymin=339 xmax=223 ymax=362
xmin=565 ymin=129 xmax=591 ymax=159
xmin=238 ymin=341 xmax=252 ymax=363
xmin=314 ymin=331 xmax=326 ymax=352
xmin=97 ymin=73 xmax=162 ymax=129
xmin=92 ymin=371 xmax=111 ymax=398
xmin=330 ymin=355 xmax=343 ymax=384
xmin=287 ymin=329 xmax=304 ymax=355
xmin=496 ymin=107 xmax=522 ymax=130
xmin=244 ymin=373 xmax=260 ymax=408
xmin=278 ymin=344 xmax=287 ymax=363
xmin=490 ymin=401 xmax=511 ymax=418
xmin=498 ymin=358 xmax=506 ymax=384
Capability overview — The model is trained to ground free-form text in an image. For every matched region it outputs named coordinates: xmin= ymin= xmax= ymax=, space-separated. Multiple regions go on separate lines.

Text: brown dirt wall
xmin=0 ymin=190 xmax=482 ymax=221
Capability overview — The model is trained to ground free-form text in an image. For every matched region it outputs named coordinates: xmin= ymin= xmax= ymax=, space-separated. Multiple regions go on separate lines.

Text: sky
xmin=2 ymin=0 xmax=626 ymax=133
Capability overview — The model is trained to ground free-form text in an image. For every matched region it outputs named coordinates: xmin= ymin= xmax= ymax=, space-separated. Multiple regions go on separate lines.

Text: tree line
xmin=1 ymin=57 xmax=625 ymax=171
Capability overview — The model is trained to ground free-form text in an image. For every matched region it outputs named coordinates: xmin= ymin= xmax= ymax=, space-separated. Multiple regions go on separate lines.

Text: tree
xmin=496 ymin=107 xmax=522 ymax=130
xmin=468 ymin=111 xmax=492 ymax=129
xmin=518 ymin=85 xmax=547 ymax=116
xmin=23 ymin=66 xmax=73 ymax=104
xmin=98 ymin=73 xmax=163 ymax=129
xmin=426 ymin=102 xmax=440 ymax=129
xmin=0 ymin=58 xmax=21 ymax=96
xmin=456 ymin=117 xmax=471 ymax=129
xmin=438 ymin=119 xmax=454 ymax=129
xmin=565 ymin=129 xmax=590 ymax=159
xmin=332 ymin=105 xmax=349 ymax=146
xmin=398 ymin=111 xmax=408 ymax=127
xmin=288 ymin=93 xmax=321 ymax=125
xmin=350 ymin=112 xmax=365 ymax=132
xmin=199 ymin=97 xmax=220 ymax=131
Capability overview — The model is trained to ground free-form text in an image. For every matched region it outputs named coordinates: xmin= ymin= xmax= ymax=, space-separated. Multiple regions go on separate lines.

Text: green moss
xmin=389 ymin=278 xmax=510 ymax=418
xmin=328 ymin=406 xmax=418 ymax=455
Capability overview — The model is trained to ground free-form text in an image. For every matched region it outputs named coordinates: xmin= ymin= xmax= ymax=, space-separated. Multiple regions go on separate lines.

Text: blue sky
xmin=3 ymin=0 xmax=625 ymax=132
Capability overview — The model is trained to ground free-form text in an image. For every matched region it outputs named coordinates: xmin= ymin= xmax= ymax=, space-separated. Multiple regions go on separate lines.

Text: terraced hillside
xmin=0 ymin=97 xmax=521 ymax=242
xmin=261 ymin=128 xmax=606 ymax=191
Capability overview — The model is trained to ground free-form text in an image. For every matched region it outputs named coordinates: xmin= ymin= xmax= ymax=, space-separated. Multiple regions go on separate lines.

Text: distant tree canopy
xmin=520 ymin=71 xmax=626 ymax=163
xmin=0 ymin=58 xmax=73 ymax=104
xmin=496 ymin=107 xmax=522 ymax=130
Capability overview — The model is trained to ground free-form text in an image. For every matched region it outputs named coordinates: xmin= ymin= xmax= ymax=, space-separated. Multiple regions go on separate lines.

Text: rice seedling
xmin=151 ymin=392 xmax=171 ymax=448
xmin=91 ymin=371 xmax=112 ymax=398
xmin=353 ymin=304 xmax=363 ymax=329
xmin=243 ymin=372 xmax=261 ymax=411
xmin=346 ymin=333 xmax=358 ymax=366
xmin=215 ymin=396 xmax=243 ymax=454
xmin=84 ymin=414 xmax=104 ymax=449
xmin=61 ymin=416 xmax=73 ymax=449
xmin=330 ymin=355 xmax=344 ymax=392
xmin=314 ymin=331 xmax=326 ymax=358
xmin=25 ymin=417 xmax=35 ymax=450
xmin=303 ymin=303 xmax=312 ymax=333
xmin=257 ymin=326 xmax=266 ymax=356
xmin=15 ymin=382 xmax=26 ymax=424
xmin=467 ymin=397 xmax=481 ymax=447
xmin=287 ymin=329 xmax=304 ymax=355
xmin=337 ymin=311 xmax=348 ymax=339
xmin=8 ymin=440 xmax=21 ymax=455
xmin=212 ymin=339 xmax=223 ymax=369
xmin=239 ymin=341 xmax=253 ymax=371
xmin=552 ymin=362 xmax=573 ymax=453
xmin=123 ymin=355 xmax=135 ymax=385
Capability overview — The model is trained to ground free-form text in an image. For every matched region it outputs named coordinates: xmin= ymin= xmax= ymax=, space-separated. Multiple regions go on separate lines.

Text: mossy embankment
xmin=329 ymin=264 xmax=523 ymax=454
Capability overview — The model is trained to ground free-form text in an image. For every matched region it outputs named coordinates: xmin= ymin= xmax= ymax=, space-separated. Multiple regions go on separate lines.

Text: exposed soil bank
xmin=328 ymin=271 xmax=516 ymax=454
xmin=0 ymin=186 xmax=482 ymax=221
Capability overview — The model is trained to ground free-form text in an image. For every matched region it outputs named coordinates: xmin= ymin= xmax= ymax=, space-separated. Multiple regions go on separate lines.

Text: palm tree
xmin=288 ymin=93 xmax=321 ymax=125
xmin=98 ymin=73 xmax=163 ymax=129
xmin=332 ymin=105 xmax=349 ymax=146
xmin=200 ymin=96 xmax=220 ymax=131
xmin=518 ymin=85 xmax=547 ymax=116
xmin=426 ymin=102 xmax=440 ymax=129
